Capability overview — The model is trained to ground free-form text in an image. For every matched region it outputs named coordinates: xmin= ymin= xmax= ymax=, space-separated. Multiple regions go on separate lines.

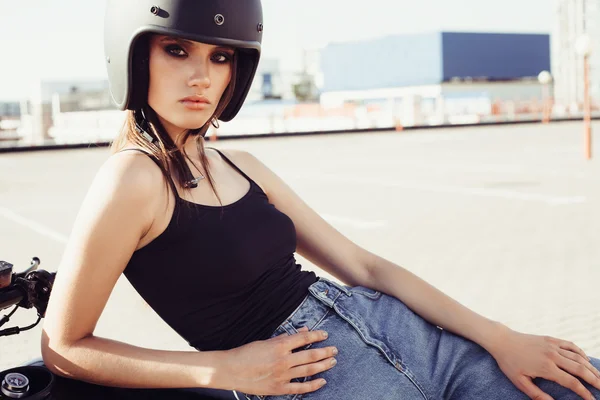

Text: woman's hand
xmin=489 ymin=328 xmax=600 ymax=400
xmin=223 ymin=327 xmax=337 ymax=396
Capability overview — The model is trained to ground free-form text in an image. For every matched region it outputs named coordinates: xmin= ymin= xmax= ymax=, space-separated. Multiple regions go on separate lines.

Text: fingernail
xmin=322 ymin=331 xmax=328 ymax=338
xmin=320 ymin=379 xmax=327 ymax=386
xmin=332 ymin=347 xmax=338 ymax=355
xmin=330 ymin=358 xmax=337 ymax=366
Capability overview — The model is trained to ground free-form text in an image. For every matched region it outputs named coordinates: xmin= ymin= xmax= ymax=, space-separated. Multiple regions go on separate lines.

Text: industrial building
xmin=318 ymin=32 xmax=552 ymax=124
xmin=554 ymin=0 xmax=599 ymax=107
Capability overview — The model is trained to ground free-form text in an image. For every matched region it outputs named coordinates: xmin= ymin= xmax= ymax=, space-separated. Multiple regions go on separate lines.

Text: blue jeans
xmin=236 ymin=278 xmax=600 ymax=400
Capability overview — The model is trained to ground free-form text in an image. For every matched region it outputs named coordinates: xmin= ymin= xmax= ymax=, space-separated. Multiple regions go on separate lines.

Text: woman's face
xmin=147 ymin=34 xmax=234 ymax=138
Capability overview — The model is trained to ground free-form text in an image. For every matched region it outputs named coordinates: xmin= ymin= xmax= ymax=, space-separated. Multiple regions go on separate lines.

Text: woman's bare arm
xmin=41 ymin=152 xmax=230 ymax=389
xmin=230 ymin=149 xmax=506 ymax=352
xmin=41 ymin=151 xmax=338 ymax=394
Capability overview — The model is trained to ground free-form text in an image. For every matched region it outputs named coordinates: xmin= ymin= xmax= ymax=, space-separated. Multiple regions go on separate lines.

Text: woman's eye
xmin=212 ymin=52 xmax=232 ymax=63
xmin=165 ymin=45 xmax=187 ymax=57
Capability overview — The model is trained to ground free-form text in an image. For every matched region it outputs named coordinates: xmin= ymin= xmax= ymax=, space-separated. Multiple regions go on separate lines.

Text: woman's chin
xmin=171 ymin=117 xmax=211 ymax=131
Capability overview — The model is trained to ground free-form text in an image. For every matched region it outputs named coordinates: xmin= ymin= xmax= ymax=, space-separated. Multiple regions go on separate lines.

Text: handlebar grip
xmin=0 ymin=287 xmax=25 ymax=311
xmin=0 ymin=261 xmax=13 ymax=289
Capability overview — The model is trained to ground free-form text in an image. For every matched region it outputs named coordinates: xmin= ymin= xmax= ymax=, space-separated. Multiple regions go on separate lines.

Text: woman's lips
xmin=180 ymin=96 xmax=211 ymax=110
xmin=181 ymin=100 xmax=210 ymax=110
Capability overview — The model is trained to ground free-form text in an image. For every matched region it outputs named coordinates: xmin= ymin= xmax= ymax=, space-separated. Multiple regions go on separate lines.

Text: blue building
xmin=318 ymin=32 xmax=552 ymax=125
xmin=320 ymin=31 xmax=551 ymax=93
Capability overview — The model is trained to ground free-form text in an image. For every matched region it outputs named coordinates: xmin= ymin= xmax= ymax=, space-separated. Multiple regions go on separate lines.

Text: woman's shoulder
xmin=66 ymin=148 xmax=164 ymax=254
xmin=209 ymin=147 xmax=268 ymax=190
xmin=95 ymin=147 xmax=165 ymax=202
xmin=209 ymin=147 xmax=260 ymax=173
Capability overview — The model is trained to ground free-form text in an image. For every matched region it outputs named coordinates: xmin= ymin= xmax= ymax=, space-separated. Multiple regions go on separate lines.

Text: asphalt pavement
xmin=1 ymin=120 xmax=598 ymax=371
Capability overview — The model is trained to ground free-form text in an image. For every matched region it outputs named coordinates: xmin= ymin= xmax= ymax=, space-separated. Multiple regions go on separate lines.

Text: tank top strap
xmin=116 ymin=148 xmax=180 ymax=198
xmin=208 ymin=147 xmax=256 ymax=185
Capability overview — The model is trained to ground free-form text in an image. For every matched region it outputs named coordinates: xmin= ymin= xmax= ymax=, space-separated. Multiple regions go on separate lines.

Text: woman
xmin=41 ymin=1 xmax=600 ymax=399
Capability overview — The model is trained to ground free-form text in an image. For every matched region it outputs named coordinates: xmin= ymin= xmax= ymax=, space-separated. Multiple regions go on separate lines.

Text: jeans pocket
xmin=350 ymin=286 xmax=382 ymax=300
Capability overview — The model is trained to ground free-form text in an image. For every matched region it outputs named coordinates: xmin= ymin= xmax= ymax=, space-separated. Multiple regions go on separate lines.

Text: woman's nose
xmin=188 ymin=63 xmax=211 ymax=88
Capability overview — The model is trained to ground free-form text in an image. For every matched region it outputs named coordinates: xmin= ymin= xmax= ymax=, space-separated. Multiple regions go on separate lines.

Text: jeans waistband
xmin=271 ymin=277 xmax=353 ymax=336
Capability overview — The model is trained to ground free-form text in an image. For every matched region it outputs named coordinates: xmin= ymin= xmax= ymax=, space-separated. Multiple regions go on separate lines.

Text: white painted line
xmin=0 ymin=206 xmax=68 ymax=244
xmin=296 ymin=174 xmax=587 ymax=206
xmin=320 ymin=214 xmax=387 ymax=230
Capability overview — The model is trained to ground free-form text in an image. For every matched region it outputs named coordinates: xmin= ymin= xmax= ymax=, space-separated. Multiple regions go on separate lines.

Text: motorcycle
xmin=0 ymin=257 xmax=239 ymax=400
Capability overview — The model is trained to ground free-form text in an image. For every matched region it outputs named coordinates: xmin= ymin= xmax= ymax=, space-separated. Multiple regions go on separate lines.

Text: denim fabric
xmin=236 ymin=277 xmax=600 ymax=400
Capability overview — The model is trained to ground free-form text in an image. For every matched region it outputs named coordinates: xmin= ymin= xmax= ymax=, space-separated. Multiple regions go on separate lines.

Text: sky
xmin=0 ymin=0 xmax=558 ymax=101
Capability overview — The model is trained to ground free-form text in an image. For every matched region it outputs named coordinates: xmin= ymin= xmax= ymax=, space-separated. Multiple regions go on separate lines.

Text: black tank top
xmin=118 ymin=147 xmax=318 ymax=351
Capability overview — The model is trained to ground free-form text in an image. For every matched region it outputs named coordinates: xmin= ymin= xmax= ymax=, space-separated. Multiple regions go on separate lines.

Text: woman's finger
xmin=287 ymin=346 xmax=338 ymax=368
xmin=512 ymin=374 xmax=554 ymax=400
xmin=272 ymin=330 xmax=329 ymax=352
xmin=547 ymin=366 xmax=595 ymax=400
xmin=558 ymin=339 xmax=591 ymax=362
xmin=275 ymin=326 xmax=309 ymax=339
xmin=283 ymin=379 xmax=327 ymax=395
xmin=284 ymin=356 xmax=337 ymax=381
xmin=555 ymin=350 xmax=600 ymax=391
xmin=558 ymin=348 xmax=600 ymax=380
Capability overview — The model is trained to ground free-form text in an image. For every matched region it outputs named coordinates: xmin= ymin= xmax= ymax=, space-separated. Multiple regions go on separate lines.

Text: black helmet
xmin=104 ymin=0 xmax=263 ymax=122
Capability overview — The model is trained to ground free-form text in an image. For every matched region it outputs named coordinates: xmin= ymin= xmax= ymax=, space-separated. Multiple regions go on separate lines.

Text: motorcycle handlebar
xmin=0 ymin=258 xmax=55 ymax=315
xmin=0 ymin=287 xmax=25 ymax=311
